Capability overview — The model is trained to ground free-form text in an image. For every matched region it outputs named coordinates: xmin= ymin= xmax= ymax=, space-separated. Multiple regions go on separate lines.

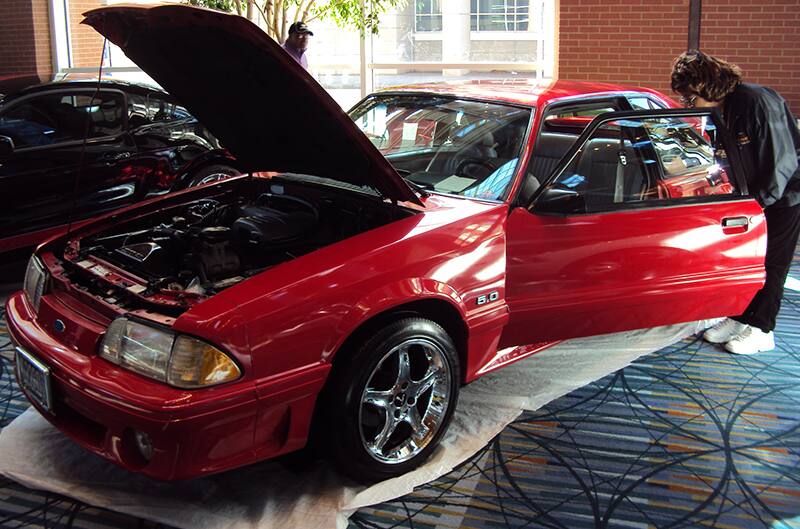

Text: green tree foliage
xmin=187 ymin=0 xmax=406 ymax=42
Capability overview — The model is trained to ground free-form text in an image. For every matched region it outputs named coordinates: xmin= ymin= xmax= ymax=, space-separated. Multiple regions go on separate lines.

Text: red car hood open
xmin=82 ymin=4 xmax=421 ymax=206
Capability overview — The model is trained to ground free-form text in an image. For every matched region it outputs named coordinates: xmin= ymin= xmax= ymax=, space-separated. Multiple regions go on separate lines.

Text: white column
xmin=441 ymin=0 xmax=470 ymax=76
xmin=528 ymin=0 xmax=539 ymax=78
xmin=543 ymin=0 xmax=556 ymax=79
xmin=360 ymin=0 xmax=374 ymax=97
xmin=49 ymin=0 xmax=72 ymax=73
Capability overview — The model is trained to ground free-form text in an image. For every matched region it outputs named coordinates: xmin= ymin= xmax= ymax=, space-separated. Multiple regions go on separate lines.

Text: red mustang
xmin=6 ymin=5 xmax=766 ymax=482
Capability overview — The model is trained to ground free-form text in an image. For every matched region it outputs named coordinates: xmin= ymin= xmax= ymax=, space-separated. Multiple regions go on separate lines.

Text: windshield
xmin=350 ymin=95 xmax=531 ymax=201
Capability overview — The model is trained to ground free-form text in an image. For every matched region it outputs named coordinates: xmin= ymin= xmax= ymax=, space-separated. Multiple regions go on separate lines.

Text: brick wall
xmin=701 ymin=0 xmax=800 ymax=115
xmin=0 ymin=0 xmax=52 ymax=76
xmin=0 ymin=0 xmax=107 ymax=79
xmin=557 ymin=0 xmax=800 ymax=113
xmin=69 ymin=0 xmax=106 ymax=67
xmin=557 ymin=0 xmax=689 ymax=99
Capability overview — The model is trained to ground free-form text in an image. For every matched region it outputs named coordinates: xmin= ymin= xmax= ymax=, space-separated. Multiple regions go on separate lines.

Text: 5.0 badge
xmin=476 ymin=291 xmax=499 ymax=306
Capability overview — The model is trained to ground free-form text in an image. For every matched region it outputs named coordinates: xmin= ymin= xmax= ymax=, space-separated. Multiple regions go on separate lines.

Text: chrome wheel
xmin=358 ymin=338 xmax=452 ymax=464
xmin=195 ymin=172 xmax=230 ymax=185
xmin=187 ymin=165 xmax=240 ymax=187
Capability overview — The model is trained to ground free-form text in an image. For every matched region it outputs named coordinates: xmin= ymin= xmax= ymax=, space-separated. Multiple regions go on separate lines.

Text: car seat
xmin=52 ymin=102 xmax=87 ymax=141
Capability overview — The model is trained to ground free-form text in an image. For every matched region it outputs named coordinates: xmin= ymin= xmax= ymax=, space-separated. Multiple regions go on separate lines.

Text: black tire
xmin=186 ymin=164 xmax=241 ymax=187
xmin=324 ymin=317 xmax=461 ymax=482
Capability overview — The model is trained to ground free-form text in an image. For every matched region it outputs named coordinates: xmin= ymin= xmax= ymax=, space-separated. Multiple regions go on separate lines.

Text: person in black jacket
xmin=671 ymin=50 xmax=800 ymax=355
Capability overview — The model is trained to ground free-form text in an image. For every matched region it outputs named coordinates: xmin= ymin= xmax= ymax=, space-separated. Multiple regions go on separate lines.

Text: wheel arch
xmin=332 ymin=298 xmax=469 ymax=383
xmin=172 ymin=149 xmax=241 ymax=190
xmin=306 ymin=296 xmax=469 ymax=463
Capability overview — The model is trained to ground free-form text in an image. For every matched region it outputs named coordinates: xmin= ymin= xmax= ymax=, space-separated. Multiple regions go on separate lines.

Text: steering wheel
xmin=454 ymin=158 xmax=505 ymax=180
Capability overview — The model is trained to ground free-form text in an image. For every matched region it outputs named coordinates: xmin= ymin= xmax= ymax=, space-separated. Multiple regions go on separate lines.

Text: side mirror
xmin=532 ymin=185 xmax=586 ymax=216
xmin=0 ymin=135 xmax=14 ymax=158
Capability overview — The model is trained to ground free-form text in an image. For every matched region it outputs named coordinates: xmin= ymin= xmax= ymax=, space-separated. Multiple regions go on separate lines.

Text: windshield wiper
xmin=387 ymin=167 xmax=430 ymax=198
xmin=404 ymin=178 xmax=433 ymax=197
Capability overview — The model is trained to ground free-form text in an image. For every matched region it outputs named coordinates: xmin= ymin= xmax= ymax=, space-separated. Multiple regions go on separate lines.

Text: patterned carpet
xmin=351 ymin=335 xmax=800 ymax=529
xmin=1 ymin=271 xmax=799 ymax=528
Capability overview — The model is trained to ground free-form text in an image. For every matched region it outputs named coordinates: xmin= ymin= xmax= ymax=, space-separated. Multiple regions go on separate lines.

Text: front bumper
xmin=5 ymin=291 xmax=327 ymax=480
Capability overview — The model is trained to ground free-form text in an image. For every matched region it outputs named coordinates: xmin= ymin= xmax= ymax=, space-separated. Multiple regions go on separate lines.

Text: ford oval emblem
xmin=54 ymin=319 xmax=66 ymax=333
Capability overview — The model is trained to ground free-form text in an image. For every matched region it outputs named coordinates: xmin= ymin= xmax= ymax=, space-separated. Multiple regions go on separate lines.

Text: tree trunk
xmin=300 ymin=0 xmax=316 ymax=24
xmin=273 ymin=0 xmax=282 ymax=42
xmin=261 ymin=0 xmax=276 ymax=38
xmin=294 ymin=0 xmax=306 ymax=23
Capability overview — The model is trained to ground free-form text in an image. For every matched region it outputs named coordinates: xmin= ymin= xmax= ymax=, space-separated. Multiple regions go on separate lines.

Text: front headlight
xmin=101 ymin=318 xmax=173 ymax=381
xmin=100 ymin=318 xmax=241 ymax=388
xmin=23 ymin=256 xmax=48 ymax=313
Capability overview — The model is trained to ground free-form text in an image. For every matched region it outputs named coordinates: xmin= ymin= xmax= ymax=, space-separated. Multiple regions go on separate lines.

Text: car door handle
xmin=721 ymin=216 xmax=749 ymax=234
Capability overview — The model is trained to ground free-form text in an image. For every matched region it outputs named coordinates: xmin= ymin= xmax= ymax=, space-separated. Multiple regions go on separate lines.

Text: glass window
xmin=525 ymin=101 xmax=621 ymax=194
xmin=542 ymin=103 xmax=617 ymax=134
xmin=350 ymin=95 xmax=531 ymax=201
xmin=642 ymin=115 xmax=737 ymax=199
xmin=548 ymin=113 xmax=738 ymax=213
xmin=628 ymin=96 xmax=666 ymax=111
xmin=0 ymin=91 xmax=124 ymax=148
xmin=126 ymin=93 xmax=191 ymax=128
xmin=415 ymin=0 xmax=442 ymax=32
xmin=62 ymin=93 xmax=124 ymax=138
xmin=146 ymin=95 xmax=190 ymax=122
xmin=470 ymin=0 xmax=529 ymax=31
xmin=127 ymin=93 xmax=149 ymax=128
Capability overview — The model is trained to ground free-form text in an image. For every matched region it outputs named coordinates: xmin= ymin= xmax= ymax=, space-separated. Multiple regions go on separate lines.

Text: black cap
xmin=288 ymin=22 xmax=313 ymax=36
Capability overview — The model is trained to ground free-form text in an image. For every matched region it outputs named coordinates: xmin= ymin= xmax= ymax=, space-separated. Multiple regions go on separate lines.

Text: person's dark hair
xmin=671 ymin=50 xmax=743 ymax=102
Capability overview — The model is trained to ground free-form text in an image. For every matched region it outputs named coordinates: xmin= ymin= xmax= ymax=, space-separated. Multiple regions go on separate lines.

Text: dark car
xmin=0 ymin=78 xmax=241 ymax=255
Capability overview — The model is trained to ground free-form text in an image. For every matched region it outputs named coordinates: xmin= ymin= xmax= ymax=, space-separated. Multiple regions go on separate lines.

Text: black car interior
xmin=0 ymin=92 xmax=123 ymax=148
xmin=525 ymin=111 xmax=659 ymax=212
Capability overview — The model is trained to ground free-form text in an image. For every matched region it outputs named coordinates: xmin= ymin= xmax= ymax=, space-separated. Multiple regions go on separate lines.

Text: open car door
xmin=501 ymin=108 xmax=766 ymax=348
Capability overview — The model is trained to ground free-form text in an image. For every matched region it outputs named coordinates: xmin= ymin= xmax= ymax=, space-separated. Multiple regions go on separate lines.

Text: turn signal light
xmin=167 ymin=335 xmax=241 ymax=388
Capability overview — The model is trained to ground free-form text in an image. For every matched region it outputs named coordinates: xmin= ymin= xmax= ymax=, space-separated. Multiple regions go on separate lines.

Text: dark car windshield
xmin=350 ymin=95 xmax=531 ymax=201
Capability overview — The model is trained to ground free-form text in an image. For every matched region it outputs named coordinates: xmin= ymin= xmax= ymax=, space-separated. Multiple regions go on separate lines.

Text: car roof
xmin=375 ymin=79 xmax=667 ymax=108
xmin=2 ymin=76 xmax=168 ymax=101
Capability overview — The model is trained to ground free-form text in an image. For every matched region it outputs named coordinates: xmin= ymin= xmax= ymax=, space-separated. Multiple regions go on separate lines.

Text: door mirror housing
xmin=0 ymin=135 xmax=14 ymax=158
xmin=532 ymin=185 xmax=586 ymax=216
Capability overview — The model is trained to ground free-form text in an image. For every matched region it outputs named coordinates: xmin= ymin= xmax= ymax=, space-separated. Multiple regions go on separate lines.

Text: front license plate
xmin=15 ymin=346 xmax=53 ymax=413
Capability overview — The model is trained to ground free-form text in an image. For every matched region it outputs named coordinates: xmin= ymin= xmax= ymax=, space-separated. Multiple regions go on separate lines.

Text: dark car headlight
xmin=100 ymin=318 xmax=241 ymax=388
xmin=23 ymin=256 xmax=48 ymax=313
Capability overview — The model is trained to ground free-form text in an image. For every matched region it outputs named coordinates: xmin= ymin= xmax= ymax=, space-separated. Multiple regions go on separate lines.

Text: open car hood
xmin=82 ymin=4 xmax=421 ymax=205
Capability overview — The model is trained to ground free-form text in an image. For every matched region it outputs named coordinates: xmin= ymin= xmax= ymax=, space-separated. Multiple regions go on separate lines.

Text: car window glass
xmin=62 ymin=93 xmax=124 ymax=138
xmin=642 ymin=115 xmax=738 ymax=198
xmin=128 ymin=93 xmax=149 ymax=128
xmin=549 ymin=113 xmax=738 ymax=213
xmin=0 ymin=96 xmax=62 ymax=148
xmin=146 ymin=95 xmax=190 ymax=122
xmin=542 ymin=104 xmax=617 ymax=134
xmin=0 ymin=91 xmax=123 ymax=148
xmin=350 ymin=96 xmax=531 ymax=201
xmin=550 ymin=119 xmax=660 ymax=212
xmin=522 ymin=101 xmax=621 ymax=202
xmin=628 ymin=96 xmax=667 ymax=111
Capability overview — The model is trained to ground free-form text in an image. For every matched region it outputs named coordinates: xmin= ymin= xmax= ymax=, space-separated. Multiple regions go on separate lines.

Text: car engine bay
xmin=66 ymin=176 xmax=413 ymax=306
